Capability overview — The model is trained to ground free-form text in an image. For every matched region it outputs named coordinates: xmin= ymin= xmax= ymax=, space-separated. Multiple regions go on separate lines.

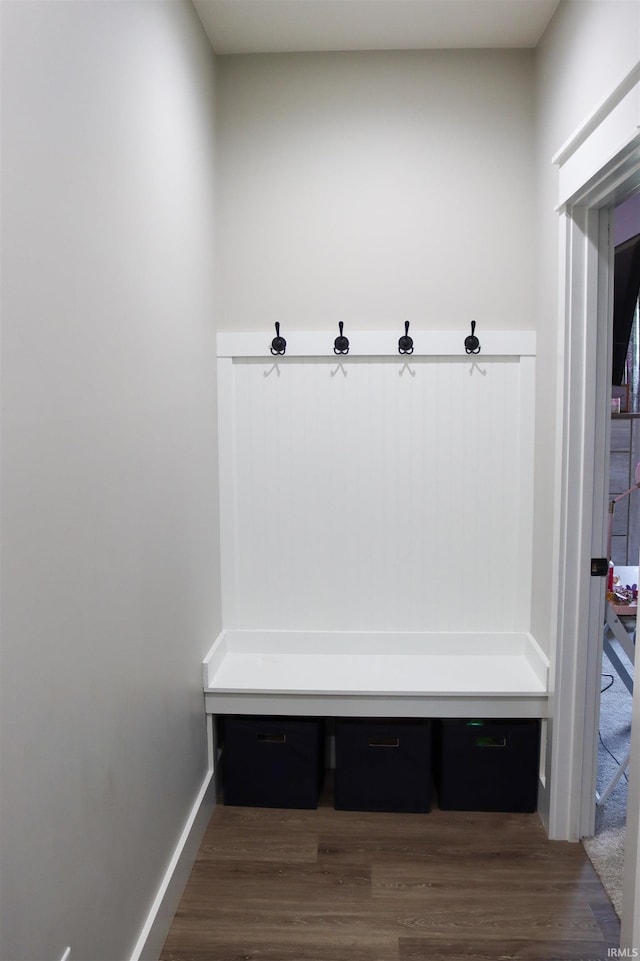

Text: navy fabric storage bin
xmin=334 ymin=718 xmax=432 ymax=813
xmin=435 ymin=718 xmax=540 ymax=812
xmin=223 ymin=715 xmax=325 ymax=809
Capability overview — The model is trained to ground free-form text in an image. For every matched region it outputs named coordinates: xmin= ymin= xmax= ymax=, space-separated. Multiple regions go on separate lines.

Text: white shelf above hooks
xmin=217 ymin=329 xmax=536 ymax=359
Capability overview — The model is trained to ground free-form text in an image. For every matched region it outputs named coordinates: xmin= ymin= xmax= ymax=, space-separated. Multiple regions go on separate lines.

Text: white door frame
xmin=549 ymin=202 xmax=614 ymax=843
xmin=550 ymin=113 xmax=640 ymax=942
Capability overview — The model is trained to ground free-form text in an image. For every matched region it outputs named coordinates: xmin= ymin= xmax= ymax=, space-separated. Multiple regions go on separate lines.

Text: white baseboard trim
xmin=130 ymin=716 xmax=217 ymax=961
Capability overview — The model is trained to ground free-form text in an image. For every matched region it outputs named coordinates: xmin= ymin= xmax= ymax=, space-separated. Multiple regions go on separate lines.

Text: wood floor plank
xmin=161 ymin=935 xmax=399 ymax=961
xmin=317 ymin=835 xmax=588 ymax=867
xmin=165 ymin=899 xmax=601 ymax=942
xmin=178 ymin=858 xmax=372 ymax=904
xmin=587 ymin=897 xmax=623 ymax=943
xmin=372 ymin=858 xmax=600 ymax=893
xmin=204 ymin=805 xmax=323 ymax=832
xmin=398 ymin=938 xmax=619 ymax=961
xmin=370 ymin=882 xmax=602 ymax=917
xmin=196 ymin=830 xmax=318 ymax=863
xmin=321 ymin=810 xmax=558 ymax=845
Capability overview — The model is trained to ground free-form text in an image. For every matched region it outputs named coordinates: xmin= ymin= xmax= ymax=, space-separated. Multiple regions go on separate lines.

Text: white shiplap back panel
xmin=221 ymin=353 xmax=532 ymax=633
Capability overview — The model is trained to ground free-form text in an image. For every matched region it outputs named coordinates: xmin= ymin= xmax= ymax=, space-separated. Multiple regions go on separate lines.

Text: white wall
xmin=216 ymin=50 xmax=535 ymax=333
xmin=0 ymin=3 xmax=220 ymax=959
xmin=532 ymin=0 xmax=640 ymax=651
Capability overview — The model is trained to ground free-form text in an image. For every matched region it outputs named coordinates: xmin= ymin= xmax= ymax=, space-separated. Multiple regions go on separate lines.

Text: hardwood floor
xmin=161 ymin=779 xmax=620 ymax=961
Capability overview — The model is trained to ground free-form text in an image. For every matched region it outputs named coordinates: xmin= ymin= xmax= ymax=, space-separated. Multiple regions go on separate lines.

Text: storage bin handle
xmin=369 ymin=736 xmax=400 ymax=748
xmin=257 ymin=733 xmax=287 ymax=743
xmin=476 ymin=736 xmax=506 ymax=748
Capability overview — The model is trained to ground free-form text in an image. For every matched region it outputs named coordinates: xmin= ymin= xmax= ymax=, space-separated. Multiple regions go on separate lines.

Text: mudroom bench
xmin=202 ymin=630 xmax=549 ymax=718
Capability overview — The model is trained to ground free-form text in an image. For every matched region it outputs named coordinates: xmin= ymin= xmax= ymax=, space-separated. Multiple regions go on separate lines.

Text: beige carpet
xmin=584 ymin=806 xmax=626 ymax=916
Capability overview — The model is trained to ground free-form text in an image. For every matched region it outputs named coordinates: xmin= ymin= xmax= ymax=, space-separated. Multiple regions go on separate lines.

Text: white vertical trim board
xmin=514 ymin=355 xmax=536 ymax=631
xmin=548 ymin=206 xmax=601 ymax=841
xmin=581 ymin=210 xmax=615 ymax=835
xmin=217 ymin=337 xmax=536 ymax=637
xmin=218 ymin=358 xmax=240 ymax=628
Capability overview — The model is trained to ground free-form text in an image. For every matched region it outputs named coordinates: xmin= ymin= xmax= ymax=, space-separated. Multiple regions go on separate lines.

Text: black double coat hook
xmin=334 ymin=322 xmax=350 ymax=355
xmin=270 ymin=322 xmax=287 ymax=356
xmin=398 ymin=321 xmax=414 ymax=355
xmin=464 ymin=320 xmax=481 ymax=354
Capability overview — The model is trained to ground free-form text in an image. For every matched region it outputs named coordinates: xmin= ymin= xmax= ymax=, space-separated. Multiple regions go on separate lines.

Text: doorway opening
xmin=584 ymin=192 xmax=640 ymax=916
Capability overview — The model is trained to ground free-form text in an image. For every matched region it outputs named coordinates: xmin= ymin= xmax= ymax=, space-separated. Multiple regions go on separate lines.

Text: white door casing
xmin=551 ymin=59 xmax=640 ymax=948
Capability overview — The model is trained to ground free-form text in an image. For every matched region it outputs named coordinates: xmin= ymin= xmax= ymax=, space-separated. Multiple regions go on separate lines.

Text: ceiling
xmin=192 ymin=0 xmax=561 ymax=55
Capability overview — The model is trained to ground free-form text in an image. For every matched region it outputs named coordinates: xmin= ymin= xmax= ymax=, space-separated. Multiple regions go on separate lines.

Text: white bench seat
xmin=203 ymin=631 xmax=549 ymax=718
